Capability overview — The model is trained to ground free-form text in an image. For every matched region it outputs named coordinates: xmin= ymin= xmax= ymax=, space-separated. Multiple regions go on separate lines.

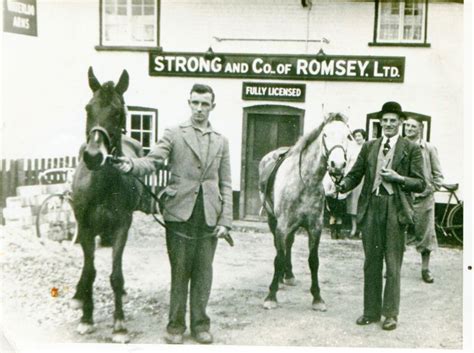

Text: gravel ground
xmin=0 ymin=212 xmax=465 ymax=350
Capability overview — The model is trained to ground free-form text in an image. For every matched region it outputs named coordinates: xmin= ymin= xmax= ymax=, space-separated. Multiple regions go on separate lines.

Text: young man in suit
xmin=404 ymin=116 xmax=444 ymax=283
xmin=114 ymin=84 xmax=232 ymax=344
xmin=337 ymin=101 xmax=425 ymax=331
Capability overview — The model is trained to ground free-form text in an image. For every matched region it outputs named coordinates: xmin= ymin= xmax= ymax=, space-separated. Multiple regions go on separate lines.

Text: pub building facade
xmin=2 ymin=0 xmax=465 ymax=220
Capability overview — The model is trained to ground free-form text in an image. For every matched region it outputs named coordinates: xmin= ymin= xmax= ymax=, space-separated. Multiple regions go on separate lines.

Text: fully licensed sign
xmin=149 ymin=52 xmax=405 ymax=83
xmin=3 ymin=0 xmax=37 ymax=36
xmin=242 ymin=82 xmax=306 ymax=102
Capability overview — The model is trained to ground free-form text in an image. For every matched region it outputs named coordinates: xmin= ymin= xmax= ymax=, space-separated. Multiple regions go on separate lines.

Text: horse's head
xmin=83 ymin=67 xmax=129 ymax=171
xmin=321 ymin=113 xmax=354 ymax=183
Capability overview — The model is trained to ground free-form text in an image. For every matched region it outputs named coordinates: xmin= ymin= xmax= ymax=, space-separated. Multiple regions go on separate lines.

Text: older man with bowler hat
xmin=337 ymin=101 xmax=425 ymax=330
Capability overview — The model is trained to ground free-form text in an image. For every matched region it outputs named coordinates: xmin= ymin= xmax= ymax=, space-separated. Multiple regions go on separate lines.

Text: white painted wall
xmin=1 ymin=0 xmax=465 ymax=196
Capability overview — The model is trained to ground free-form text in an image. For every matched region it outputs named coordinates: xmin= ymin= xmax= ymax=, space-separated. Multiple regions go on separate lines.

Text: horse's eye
xmin=347 ymin=134 xmax=354 ymax=141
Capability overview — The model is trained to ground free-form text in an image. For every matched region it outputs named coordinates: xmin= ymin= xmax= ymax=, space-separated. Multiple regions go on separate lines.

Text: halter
xmin=298 ymin=124 xmax=350 ymax=188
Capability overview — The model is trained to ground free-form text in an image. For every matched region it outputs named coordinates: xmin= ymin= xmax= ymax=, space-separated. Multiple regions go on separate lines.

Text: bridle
xmin=298 ymin=123 xmax=351 ymax=187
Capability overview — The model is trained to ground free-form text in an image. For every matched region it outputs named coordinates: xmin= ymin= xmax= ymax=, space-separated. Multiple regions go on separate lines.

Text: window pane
xmin=142 ymin=115 xmax=151 ymax=130
xmin=117 ymin=5 xmax=127 ymax=15
xmin=144 ymin=5 xmax=154 ymax=15
xmin=142 ymin=132 xmax=151 ymax=147
xmin=131 ymin=114 xmax=141 ymax=129
xmin=132 ymin=6 xmax=142 ymax=15
xmin=131 ymin=131 xmax=141 ymax=142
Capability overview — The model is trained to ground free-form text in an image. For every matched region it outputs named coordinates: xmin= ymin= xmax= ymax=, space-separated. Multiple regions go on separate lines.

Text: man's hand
xmin=111 ymin=156 xmax=133 ymax=174
xmin=335 ymin=180 xmax=347 ymax=193
xmin=214 ymin=225 xmax=234 ymax=246
xmin=380 ymin=168 xmax=404 ymax=184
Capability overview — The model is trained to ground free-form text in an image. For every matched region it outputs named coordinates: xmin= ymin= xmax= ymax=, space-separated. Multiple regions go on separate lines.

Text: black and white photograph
xmin=1 ymin=0 xmax=472 ymax=352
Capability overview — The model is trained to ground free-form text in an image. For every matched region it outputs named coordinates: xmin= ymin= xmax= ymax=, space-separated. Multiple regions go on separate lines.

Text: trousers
xmin=360 ymin=192 xmax=406 ymax=319
xmin=165 ymin=189 xmax=217 ymax=335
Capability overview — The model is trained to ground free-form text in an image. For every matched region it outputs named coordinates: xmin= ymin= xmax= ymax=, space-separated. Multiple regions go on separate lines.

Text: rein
xmin=105 ymin=157 xmax=233 ymax=246
xmin=132 ymin=174 xmax=234 ymax=246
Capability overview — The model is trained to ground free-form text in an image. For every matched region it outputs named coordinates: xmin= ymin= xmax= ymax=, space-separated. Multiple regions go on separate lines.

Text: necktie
xmin=383 ymin=138 xmax=391 ymax=156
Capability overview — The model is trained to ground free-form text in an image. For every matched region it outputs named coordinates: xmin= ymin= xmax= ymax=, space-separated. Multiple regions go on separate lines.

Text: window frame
xmin=366 ymin=111 xmax=431 ymax=141
xmin=126 ymin=106 xmax=158 ymax=155
xmin=96 ymin=0 xmax=161 ymax=52
xmin=369 ymin=0 xmax=431 ymax=48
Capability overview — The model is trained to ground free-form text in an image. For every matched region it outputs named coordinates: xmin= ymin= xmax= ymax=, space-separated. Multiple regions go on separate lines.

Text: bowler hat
xmin=377 ymin=101 xmax=406 ymax=119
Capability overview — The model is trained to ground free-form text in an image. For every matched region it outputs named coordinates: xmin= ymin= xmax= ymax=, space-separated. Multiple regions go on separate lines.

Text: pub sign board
xmin=149 ymin=52 xmax=405 ymax=83
xmin=242 ymin=82 xmax=306 ymax=102
xmin=3 ymin=0 xmax=37 ymax=36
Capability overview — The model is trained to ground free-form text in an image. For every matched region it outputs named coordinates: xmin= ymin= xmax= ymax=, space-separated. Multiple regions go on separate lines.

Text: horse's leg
xmin=72 ymin=225 xmax=97 ymax=334
xmin=264 ymin=227 xmax=286 ymax=309
xmin=283 ymin=231 xmax=296 ymax=286
xmin=307 ymin=224 xmax=327 ymax=312
xmin=110 ymin=220 xmax=131 ymax=344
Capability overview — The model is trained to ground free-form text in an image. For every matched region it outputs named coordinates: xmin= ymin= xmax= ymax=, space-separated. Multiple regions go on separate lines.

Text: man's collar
xmin=382 ymin=133 xmax=400 ymax=145
xmin=181 ymin=119 xmax=215 ymax=133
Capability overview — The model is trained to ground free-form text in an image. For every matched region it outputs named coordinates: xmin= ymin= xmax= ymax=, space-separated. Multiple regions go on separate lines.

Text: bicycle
xmin=435 ymin=183 xmax=463 ymax=246
xmin=35 ymin=167 xmax=78 ymax=245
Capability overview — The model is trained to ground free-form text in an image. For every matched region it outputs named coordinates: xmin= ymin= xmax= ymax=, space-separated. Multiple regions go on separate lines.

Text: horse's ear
xmin=115 ymin=69 xmax=129 ymax=95
xmin=88 ymin=67 xmax=101 ymax=92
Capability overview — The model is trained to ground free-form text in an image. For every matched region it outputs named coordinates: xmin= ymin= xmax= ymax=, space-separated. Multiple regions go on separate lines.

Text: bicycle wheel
xmin=446 ymin=203 xmax=463 ymax=245
xmin=36 ymin=193 xmax=78 ymax=243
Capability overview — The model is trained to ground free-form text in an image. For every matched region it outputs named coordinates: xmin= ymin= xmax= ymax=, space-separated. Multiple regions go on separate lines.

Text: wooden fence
xmin=0 ymin=156 xmax=169 ymax=211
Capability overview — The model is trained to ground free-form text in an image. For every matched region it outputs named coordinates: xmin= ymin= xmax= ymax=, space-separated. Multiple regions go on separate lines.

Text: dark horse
xmin=70 ymin=67 xmax=144 ymax=343
xmin=259 ymin=113 xmax=354 ymax=311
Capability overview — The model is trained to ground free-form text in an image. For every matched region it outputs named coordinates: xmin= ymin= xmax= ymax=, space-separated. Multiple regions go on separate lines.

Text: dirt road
xmin=0 ymin=212 xmax=464 ymax=349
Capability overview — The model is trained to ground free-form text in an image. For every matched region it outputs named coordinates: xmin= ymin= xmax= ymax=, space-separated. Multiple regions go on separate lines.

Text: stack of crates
xmin=2 ymin=184 xmax=69 ymax=229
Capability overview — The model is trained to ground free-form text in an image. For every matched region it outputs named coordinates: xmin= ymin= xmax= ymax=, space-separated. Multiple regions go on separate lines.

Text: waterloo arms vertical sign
xmin=149 ymin=52 xmax=405 ymax=83
xmin=3 ymin=0 xmax=37 ymax=36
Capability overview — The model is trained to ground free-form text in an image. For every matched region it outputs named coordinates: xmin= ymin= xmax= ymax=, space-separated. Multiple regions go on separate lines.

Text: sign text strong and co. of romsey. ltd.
xmin=149 ymin=52 xmax=405 ymax=83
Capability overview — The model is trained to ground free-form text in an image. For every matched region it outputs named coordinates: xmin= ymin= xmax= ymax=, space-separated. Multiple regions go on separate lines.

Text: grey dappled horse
xmin=70 ymin=67 xmax=144 ymax=343
xmin=259 ymin=113 xmax=354 ymax=311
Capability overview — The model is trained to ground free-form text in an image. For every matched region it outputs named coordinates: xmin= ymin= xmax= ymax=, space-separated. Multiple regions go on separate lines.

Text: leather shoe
xmin=382 ymin=317 xmax=398 ymax=331
xmin=422 ymin=269 xmax=434 ymax=283
xmin=356 ymin=315 xmax=380 ymax=325
xmin=193 ymin=331 xmax=213 ymax=344
xmin=164 ymin=332 xmax=183 ymax=344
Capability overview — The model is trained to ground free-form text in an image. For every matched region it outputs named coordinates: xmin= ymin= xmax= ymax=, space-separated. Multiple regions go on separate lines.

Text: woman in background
xmin=345 ymin=129 xmax=367 ymax=238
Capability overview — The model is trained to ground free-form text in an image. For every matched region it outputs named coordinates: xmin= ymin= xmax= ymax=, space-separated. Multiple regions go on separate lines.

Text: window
xmin=126 ymin=106 xmax=158 ymax=154
xmin=366 ymin=111 xmax=431 ymax=141
xmin=100 ymin=0 xmax=159 ymax=48
xmin=372 ymin=0 xmax=429 ymax=46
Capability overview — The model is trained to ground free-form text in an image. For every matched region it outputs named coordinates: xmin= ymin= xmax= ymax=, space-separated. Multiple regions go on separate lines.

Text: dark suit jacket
xmin=129 ymin=121 xmax=233 ymax=228
xmin=341 ymin=137 xmax=425 ymax=225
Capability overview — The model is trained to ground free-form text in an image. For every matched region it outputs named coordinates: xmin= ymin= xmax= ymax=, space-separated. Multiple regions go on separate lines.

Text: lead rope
xmin=120 ymin=163 xmax=234 ymax=246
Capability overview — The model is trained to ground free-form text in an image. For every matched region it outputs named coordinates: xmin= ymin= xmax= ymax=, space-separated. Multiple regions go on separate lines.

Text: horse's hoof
xmin=312 ymin=300 xmax=327 ymax=312
xmin=70 ymin=299 xmax=83 ymax=310
xmin=283 ymin=277 xmax=297 ymax=286
xmin=263 ymin=300 xmax=278 ymax=310
xmin=77 ymin=322 xmax=95 ymax=335
xmin=112 ymin=331 xmax=130 ymax=344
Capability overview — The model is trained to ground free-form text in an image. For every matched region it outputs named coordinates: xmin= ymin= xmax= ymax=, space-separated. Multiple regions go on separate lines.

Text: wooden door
xmin=241 ymin=105 xmax=304 ymax=220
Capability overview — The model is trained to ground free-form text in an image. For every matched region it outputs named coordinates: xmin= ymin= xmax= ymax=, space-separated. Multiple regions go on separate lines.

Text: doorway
xmin=240 ymin=105 xmax=304 ymax=220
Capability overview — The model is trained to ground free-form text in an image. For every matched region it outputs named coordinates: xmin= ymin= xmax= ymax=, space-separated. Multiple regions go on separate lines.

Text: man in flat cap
xmin=337 ymin=101 xmax=425 ymax=330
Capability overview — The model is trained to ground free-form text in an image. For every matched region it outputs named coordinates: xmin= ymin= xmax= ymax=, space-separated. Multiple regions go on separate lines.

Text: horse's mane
xmin=291 ymin=112 xmax=348 ymax=154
